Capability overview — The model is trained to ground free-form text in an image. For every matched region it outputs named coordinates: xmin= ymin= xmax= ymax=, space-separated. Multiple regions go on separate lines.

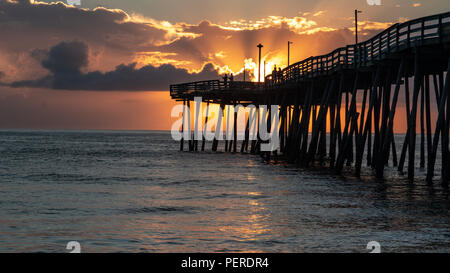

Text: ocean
xmin=0 ymin=130 xmax=449 ymax=252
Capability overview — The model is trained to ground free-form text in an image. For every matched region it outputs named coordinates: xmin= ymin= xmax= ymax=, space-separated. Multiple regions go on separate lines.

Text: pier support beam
xmin=180 ymin=99 xmax=186 ymax=151
xmin=336 ymin=72 xmax=359 ymax=172
xmin=408 ymin=49 xmax=422 ymax=181
xmin=426 ymin=59 xmax=450 ymax=184
xmin=375 ymin=59 xmax=405 ymax=178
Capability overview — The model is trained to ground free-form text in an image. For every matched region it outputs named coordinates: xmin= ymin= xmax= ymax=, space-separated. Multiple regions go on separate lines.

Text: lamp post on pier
xmin=355 ymin=9 xmax=362 ymax=44
xmin=257 ymin=43 xmax=263 ymax=83
xmin=288 ymin=41 xmax=293 ymax=66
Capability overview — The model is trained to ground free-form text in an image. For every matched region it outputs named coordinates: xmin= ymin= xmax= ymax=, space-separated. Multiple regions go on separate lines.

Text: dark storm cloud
xmin=8 ymin=41 xmax=222 ymax=91
xmin=40 ymin=41 xmax=89 ymax=74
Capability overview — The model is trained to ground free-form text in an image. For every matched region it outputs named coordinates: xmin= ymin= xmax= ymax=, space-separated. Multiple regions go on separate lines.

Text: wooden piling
xmin=180 ymin=99 xmax=186 ymax=151
xmin=376 ymin=59 xmax=404 ymax=178
xmin=408 ymin=49 xmax=422 ymax=181
xmin=426 ymin=59 xmax=450 ymax=183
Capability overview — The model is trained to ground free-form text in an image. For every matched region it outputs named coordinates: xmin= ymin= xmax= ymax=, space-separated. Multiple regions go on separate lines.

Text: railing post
xmin=407 ymin=23 xmax=411 ymax=48
xmin=358 ymin=44 xmax=361 ymax=68
xmin=396 ymin=24 xmax=399 ymax=49
xmin=360 ymin=44 xmax=364 ymax=66
xmin=387 ymin=29 xmax=391 ymax=53
xmin=378 ymin=35 xmax=382 ymax=60
xmin=421 ymin=19 xmax=425 ymax=43
xmin=371 ymin=39 xmax=374 ymax=62
xmin=346 ymin=46 xmax=349 ymax=66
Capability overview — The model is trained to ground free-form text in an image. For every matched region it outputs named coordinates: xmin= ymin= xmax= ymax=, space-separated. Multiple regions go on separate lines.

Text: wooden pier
xmin=170 ymin=12 xmax=450 ymax=184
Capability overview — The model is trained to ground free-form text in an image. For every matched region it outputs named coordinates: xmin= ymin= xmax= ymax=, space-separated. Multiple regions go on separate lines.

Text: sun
xmin=245 ymin=55 xmax=286 ymax=82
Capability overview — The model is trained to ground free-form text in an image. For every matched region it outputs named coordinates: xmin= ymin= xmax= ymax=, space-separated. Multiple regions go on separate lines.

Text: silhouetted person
xmin=272 ymin=65 xmax=277 ymax=84
xmin=223 ymin=74 xmax=228 ymax=88
xmin=278 ymin=68 xmax=282 ymax=83
xmin=230 ymin=73 xmax=234 ymax=82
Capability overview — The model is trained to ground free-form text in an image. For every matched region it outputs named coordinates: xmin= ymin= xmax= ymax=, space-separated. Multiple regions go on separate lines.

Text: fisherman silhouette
xmin=223 ymin=74 xmax=228 ymax=88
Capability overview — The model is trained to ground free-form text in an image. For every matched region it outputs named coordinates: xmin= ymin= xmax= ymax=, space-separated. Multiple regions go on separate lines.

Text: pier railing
xmin=170 ymin=80 xmax=263 ymax=98
xmin=266 ymin=11 xmax=450 ymax=85
xmin=170 ymin=80 xmax=221 ymax=97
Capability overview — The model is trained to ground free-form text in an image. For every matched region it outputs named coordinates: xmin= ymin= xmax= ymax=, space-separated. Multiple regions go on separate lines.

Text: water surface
xmin=0 ymin=130 xmax=449 ymax=252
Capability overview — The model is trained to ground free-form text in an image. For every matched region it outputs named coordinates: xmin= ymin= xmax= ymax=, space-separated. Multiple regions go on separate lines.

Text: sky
xmin=0 ymin=0 xmax=448 ymax=130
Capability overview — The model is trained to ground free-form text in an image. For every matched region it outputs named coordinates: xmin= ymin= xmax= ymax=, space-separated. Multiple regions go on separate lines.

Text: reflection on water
xmin=0 ymin=130 xmax=449 ymax=253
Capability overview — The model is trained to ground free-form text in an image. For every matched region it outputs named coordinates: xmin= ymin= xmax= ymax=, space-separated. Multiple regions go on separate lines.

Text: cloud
xmin=155 ymin=22 xmax=359 ymax=73
xmin=0 ymin=0 xmax=169 ymax=52
xmin=312 ymin=10 xmax=326 ymax=17
xmin=8 ymin=41 xmax=224 ymax=91
xmin=220 ymin=16 xmax=318 ymax=32
xmin=0 ymin=0 xmax=173 ymax=76
xmin=40 ymin=41 xmax=89 ymax=74
xmin=357 ymin=20 xmax=395 ymax=31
